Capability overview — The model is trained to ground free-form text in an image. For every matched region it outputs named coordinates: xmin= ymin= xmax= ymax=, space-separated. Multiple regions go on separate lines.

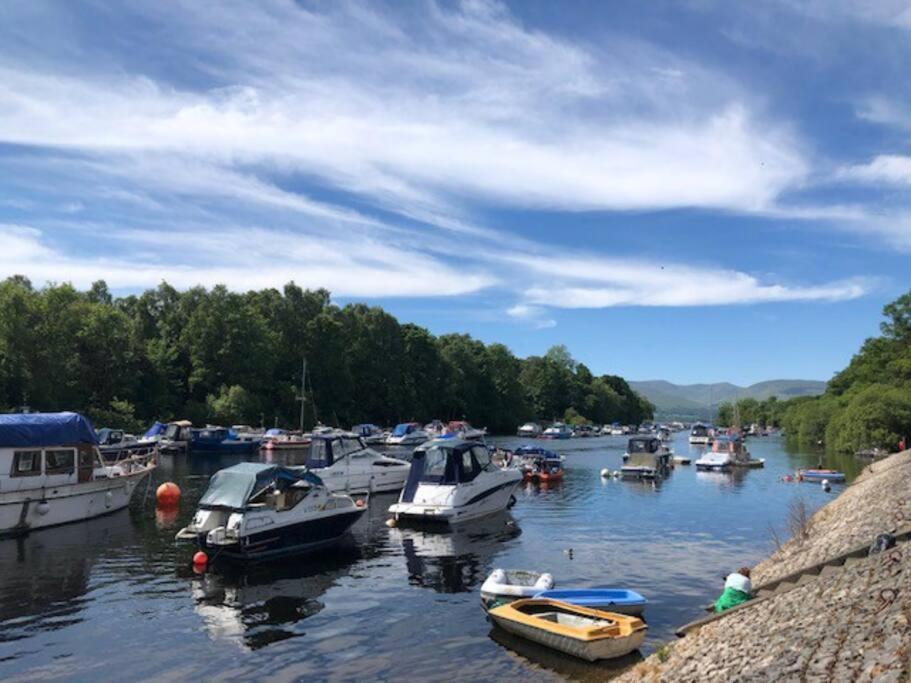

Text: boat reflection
xmin=0 ymin=509 xmax=134 ymax=634
xmin=391 ymin=513 xmax=521 ymax=593
xmin=694 ymin=467 xmax=752 ymax=488
xmin=191 ymin=547 xmax=361 ymax=650
xmin=488 ymin=625 xmax=643 ymax=682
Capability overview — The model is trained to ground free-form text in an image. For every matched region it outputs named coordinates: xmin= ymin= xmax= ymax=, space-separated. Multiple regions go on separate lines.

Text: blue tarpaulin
xmin=144 ymin=421 xmax=166 ymax=438
xmin=0 ymin=412 xmax=99 ymax=447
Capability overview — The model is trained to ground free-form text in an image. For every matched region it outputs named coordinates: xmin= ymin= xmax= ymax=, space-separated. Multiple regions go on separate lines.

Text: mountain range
xmin=629 ymin=379 xmax=827 ymax=420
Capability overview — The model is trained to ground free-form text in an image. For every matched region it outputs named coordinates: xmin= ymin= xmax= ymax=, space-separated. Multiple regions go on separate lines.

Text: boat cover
xmin=265 ymin=428 xmax=287 ymax=437
xmin=144 ymin=421 xmax=166 ymax=438
xmin=199 ymin=462 xmax=325 ymax=510
xmin=0 ymin=412 xmax=98 ymax=447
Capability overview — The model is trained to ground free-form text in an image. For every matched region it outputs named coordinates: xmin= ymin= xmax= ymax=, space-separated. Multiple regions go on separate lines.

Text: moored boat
xmin=534 ymin=588 xmax=647 ymax=617
xmin=260 ymin=428 xmax=312 ymax=450
xmin=620 ymin=437 xmax=671 ymax=479
xmin=689 ymin=423 xmax=713 ymax=445
xmin=798 ymin=469 xmax=846 ymax=482
xmin=481 ymin=568 xmax=555 ymax=610
xmin=517 ymin=422 xmax=542 ymax=438
xmin=350 ymin=423 xmax=386 ymax=445
xmin=513 ymin=445 xmax=564 ymax=482
xmin=192 ymin=426 xmax=261 ymax=454
xmin=0 ymin=412 xmax=156 ymax=536
xmin=175 ymin=462 xmax=366 ymax=561
xmin=386 ymin=422 xmax=430 ymax=446
xmin=305 ymin=432 xmax=410 ymax=493
xmin=540 ymin=423 xmax=572 ymax=440
xmin=487 ymin=598 xmax=647 ymax=662
xmin=158 ymin=420 xmax=194 ymax=454
xmin=388 ymin=438 xmax=521 ymax=524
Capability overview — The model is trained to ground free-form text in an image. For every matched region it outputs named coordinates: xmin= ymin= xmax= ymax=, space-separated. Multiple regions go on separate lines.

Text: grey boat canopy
xmin=199 ymin=462 xmax=324 ymax=511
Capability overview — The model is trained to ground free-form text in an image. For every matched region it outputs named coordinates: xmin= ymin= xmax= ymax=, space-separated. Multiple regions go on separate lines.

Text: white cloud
xmin=0 ymin=1 xmax=807 ymax=216
xmin=503 ymin=253 xmax=869 ymax=308
xmin=0 ymin=224 xmax=495 ymax=297
xmin=839 ymin=154 xmax=911 ymax=185
xmin=506 ymin=304 xmax=556 ymax=329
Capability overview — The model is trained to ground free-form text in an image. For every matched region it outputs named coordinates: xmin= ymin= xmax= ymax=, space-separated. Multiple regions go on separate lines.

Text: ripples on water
xmin=0 ymin=434 xmax=858 ymax=681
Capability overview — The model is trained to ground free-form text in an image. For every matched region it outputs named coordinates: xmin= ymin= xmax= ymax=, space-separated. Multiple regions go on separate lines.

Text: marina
xmin=0 ymin=429 xmax=860 ymax=681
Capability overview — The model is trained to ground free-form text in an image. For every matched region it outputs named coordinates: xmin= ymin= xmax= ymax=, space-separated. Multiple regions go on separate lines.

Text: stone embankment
xmin=618 ymin=450 xmax=911 ymax=682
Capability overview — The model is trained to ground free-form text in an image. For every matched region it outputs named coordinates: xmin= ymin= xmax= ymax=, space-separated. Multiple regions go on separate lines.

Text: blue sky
xmin=1 ymin=1 xmax=910 ymax=385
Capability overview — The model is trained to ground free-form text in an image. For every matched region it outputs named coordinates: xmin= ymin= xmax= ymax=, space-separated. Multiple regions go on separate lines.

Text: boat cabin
xmin=0 ymin=412 xmax=102 ymax=491
xmin=306 ymin=433 xmax=369 ymax=469
xmin=163 ymin=420 xmax=193 ymax=441
xmin=627 ymin=437 xmax=663 ymax=454
xmin=97 ymin=427 xmax=134 ymax=448
xmin=197 ymin=462 xmax=325 ymax=513
xmin=403 ymin=439 xmax=495 ymax=490
xmin=514 ymin=445 xmax=561 ymax=466
xmin=691 ymin=424 xmax=710 ymax=437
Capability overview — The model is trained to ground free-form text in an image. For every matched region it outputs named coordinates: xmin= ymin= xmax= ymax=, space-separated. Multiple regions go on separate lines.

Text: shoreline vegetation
xmin=0 ymin=277 xmax=653 ymax=432
xmin=714 ymin=289 xmax=911 ymax=454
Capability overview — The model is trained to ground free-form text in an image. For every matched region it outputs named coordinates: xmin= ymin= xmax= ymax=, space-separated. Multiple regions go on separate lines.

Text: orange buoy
xmin=192 ymin=551 xmax=208 ymax=567
xmin=156 ymin=482 xmax=181 ymax=507
xmin=355 ymin=498 xmax=366 ymax=508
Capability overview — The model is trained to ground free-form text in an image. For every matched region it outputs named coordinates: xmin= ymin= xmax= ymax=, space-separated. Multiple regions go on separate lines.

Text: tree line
xmin=716 ymin=290 xmax=911 ymax=453
xmin=0 ymin=277 xmax=653 ymax=434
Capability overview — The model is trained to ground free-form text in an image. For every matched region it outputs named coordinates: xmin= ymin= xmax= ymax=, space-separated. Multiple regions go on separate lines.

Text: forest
xmin=0 ymin=277 xmax=653 ymax=434
xmin=716 ymin=290 xmax=911 ymax=453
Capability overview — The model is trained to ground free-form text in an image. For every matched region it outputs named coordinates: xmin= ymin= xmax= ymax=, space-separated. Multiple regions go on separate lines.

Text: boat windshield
xmin=392 ymin=423 xmax=413 ymax=437
xmin=422 ymin=446 xmax=449 ymax=481
xmin=628 ymin=438 xmax=658 ymax=454
xmin=306 ymin=439 xmax=332 ymax=468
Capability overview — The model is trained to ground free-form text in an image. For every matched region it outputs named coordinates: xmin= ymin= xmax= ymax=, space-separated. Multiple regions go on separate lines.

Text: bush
xmin=825 ymin=384 xmax=911 ymax=453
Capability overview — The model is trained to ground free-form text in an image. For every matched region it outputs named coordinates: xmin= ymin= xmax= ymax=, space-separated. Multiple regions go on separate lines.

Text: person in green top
xmin=714 ymin=567 xmax=753 ymax=613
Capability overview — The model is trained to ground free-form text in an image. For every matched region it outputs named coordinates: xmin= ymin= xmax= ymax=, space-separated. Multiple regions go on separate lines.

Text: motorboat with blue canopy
xmin=144 ymin=421 xmax=167 ymax=438
xmin=0 ymin=412 xmax=155 ymax=536
xmin=191 ymin=427 xmax=260 ymax=454
xmin=389 ymin=438 xmax=522 ymax=524
xmin=178 ymin=462 xmax=366 ymax=560
xmin=386 ymin=422 xmax=429 ymax=446
xmin=303 ymin=433 xmax=409 ymax=493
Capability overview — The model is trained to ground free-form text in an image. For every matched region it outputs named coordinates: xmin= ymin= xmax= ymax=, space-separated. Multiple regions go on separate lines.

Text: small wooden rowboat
xmin=488 ymin=598 xmax=647 ymax=661
xmin=799 ymin=469 xmax=846 ymax=482
xmin=534 ymin=588 xmax=647 ymax=616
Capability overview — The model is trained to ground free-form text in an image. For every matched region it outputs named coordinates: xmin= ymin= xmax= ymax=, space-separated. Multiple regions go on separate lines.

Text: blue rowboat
xmin=799 ymin=469 xmax=846 ymax=482
xmin=534 ymin=588 xmax=647 ymax=616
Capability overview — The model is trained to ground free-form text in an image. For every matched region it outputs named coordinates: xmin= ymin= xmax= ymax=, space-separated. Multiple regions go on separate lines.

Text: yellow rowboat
xmin=488 ymin=598 xmax=647 ymax=662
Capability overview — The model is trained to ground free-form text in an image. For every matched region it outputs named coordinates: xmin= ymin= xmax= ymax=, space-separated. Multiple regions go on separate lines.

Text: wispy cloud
xmin=506 ymin=304 xmax=556 ymax=329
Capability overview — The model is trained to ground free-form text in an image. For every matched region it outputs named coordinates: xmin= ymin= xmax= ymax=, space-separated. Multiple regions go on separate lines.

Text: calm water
xmin=0 ymin=433 xmax=861 ymax=682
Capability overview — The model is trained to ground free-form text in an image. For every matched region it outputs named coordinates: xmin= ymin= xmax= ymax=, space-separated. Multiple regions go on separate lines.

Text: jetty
xmin=619 ymin=449 xmax=911 ymax=682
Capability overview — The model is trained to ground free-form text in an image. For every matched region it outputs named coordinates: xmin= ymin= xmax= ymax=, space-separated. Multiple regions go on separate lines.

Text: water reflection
xmin=393 ymin=513 xmax=521 ymax=593
xmin=0 ymin=510 xmax=134 ymax=640
xmin=191 ymin=546 xmax=362 ymax=650
xmin=489 ymin=625 xmax=643 ymax=682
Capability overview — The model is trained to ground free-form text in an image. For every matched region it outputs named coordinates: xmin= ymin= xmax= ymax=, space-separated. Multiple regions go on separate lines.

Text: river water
xmin=0 ymin=432 xmax=862 ymax=682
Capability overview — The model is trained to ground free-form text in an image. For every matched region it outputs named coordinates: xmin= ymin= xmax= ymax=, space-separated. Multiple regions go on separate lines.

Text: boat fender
xmin=36 ymin=500 xmax=50 ymax=516
xmin=489 ymin=568 xmax=507 ymax=585
xmin=105 ymin=490 xmax=113 ymax=508
xmin=600 ymin=468 xmax=610 ymax=478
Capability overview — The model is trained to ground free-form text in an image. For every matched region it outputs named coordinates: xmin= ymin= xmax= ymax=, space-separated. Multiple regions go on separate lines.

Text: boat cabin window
xmin=471 ymin=446 xmax=496 ymax=472
xmin=307 ymin=440 xmax=331 ymax=468
xmin=11 ymin=450 xmax=42 ymax=477
xmin=421 ymin=446 xmax=450 ymax=481
xmin=336 ymin=437 xmax=364 ymax=458
xmin=263 ymin=485 xmax=312 ymax=511
xmin=45 ymin=448 xmax=76 ymax=475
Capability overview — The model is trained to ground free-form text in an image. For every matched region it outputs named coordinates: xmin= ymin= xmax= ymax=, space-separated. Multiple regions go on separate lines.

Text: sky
xmin=1 ymin=0 xmax=910 ymax=385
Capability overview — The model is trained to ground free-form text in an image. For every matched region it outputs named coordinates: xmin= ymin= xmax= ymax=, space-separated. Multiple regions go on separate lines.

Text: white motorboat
xmin=620 ymin=437 xmax=672 ymax=479
xmin=481 ymin=568 xmax=555 ymax=610
xmin=388 ymin=438 xmax=522 ymax=524
xmin=176 ymin=463 xmax=366 ymax=561
xmin=657 ymin=426 xmax=673 ymax=443
xmin=689 ymin=423 xmax=713 ymax=445
xmin=386 ymin=422 xmax=430 ymax=446
xmin=159 ymin=419 xmax=194 ymax=454
xmin=540 ymin=423 xmax=572 ymax=440
xmin=517 ymin=423 xmax=542 ymax=438
xmin=350 ymin=424 xmax=387 ymax=445
xmin=694 ymin=443 xmax=733 ymax=471
xmin=704 ymin=435 xmax=764 ymax=469
xmin=424 ymin=420 xmax=447 ymax=438
xmin=0 ymin=412 xmax=156 ymax=536
xmin=305 ymin=432 xmax=410 ymax=493
xmin=445 ymin=421 xmax=487 ymax=440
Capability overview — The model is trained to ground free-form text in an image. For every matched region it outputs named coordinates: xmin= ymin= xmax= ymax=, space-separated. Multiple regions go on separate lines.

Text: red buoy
xmin=192 ymin=551 xmax=208 ymax=567
xmin=355 ymin=498 xmax=366 ymax=508
xmin=156 ymin=482 xmax=181 ymax=507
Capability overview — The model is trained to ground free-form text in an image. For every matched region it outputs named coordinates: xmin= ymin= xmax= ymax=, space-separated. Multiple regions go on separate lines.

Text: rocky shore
xmin=618 ymin=450 xmax=911 ymax=682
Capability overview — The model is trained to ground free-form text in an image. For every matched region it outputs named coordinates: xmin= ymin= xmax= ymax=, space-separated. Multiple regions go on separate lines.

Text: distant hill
xmin=630 ymin=379 xmax=827 ymax=420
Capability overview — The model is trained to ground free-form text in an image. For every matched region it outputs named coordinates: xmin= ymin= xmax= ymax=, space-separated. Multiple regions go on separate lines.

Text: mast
xmin=298 ymin=357 xmax=307 ymax=433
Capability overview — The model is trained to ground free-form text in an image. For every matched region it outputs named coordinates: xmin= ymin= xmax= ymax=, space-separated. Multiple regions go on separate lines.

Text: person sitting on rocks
xmin=714 ymin=567 xmax=753 ymax=613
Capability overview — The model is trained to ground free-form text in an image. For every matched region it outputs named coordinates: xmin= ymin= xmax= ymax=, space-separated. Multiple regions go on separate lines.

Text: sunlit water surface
xmin=0 ymin=433 xmax=863 ymax=681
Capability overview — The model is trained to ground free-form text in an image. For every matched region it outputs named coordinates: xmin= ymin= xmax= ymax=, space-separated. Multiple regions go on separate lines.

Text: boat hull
xmin=533 ymin=589 xmax=647 ymax=617
xmin=390 ymin=480 xmax=520 ymax=525
xmin=198 ymin=508 xmax=365 ymax=561
xmin=0 ymin=467 xmax=152 ymax=536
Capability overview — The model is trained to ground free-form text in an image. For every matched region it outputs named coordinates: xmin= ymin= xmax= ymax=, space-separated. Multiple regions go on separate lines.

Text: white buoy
xmin=822 ymin=479 xmax=831 ymax=492
xmin=600 ymin=468 xmax=610 ymax=478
